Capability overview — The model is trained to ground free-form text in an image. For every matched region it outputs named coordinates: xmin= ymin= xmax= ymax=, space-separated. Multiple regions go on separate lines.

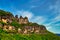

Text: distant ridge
xmin=56 ymin=34 xmax=60 ymax=36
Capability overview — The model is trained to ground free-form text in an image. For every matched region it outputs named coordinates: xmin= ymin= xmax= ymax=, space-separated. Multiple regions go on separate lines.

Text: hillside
xmin=0 ymin=10 xmax=13 ymax=17
xmin=0 ymin=10 xmax=60 ymax=40
xmin=0 ymin=28 xmax=60 ymax=40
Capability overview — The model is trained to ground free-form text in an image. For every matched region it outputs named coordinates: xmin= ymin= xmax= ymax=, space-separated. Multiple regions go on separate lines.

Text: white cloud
xmin=31 ymin=16 xmax=47 ymax=24
xmin=55 ymin=24 xmax=60 ymax=26
xmin=16 ymin=9 xmax=60 ymax=34
xmin=46 ymin=0 xmax=60 ymax=27
xmin=49 ymin=0 xmax=60 ymax=14
xmin=44 ymin=14 xmax=60 ymax=31
xmin=45 ymin=14 xmax=60 ymax=27
xmin=46 ymin=27 xmax=52 ymax=30
xmin=50 ymin=14 xmax=60 ymax=25
xmin=31 ymin=6 xmax=37 ymax=8
xmin=44 ymin=13 xmax=60 ymax=32
xmin=16 ymin=10 xmax=47 ymax=24
xmin=54 ymin=15 xmax=60 ymax=21
xmin=16 ymin=10 xmax=34 ymax=20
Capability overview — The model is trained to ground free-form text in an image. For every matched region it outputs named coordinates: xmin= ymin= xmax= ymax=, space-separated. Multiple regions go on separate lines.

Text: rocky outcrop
xmin=19 ymin=16 xmax=29 ymax=24
xmin=17 ymin=26 xmax=46 ymax=34
xmin=3 ymin=25 xmax=15 ymax=31
xmin=0 ymin=24 xmax=46 ymax=34
xmin=0 ymin=10 xmax=47 ymax=34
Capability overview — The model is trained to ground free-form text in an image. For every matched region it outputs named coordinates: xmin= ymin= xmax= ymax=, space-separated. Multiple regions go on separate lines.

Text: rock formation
xmin=0 ymin=10 xmax=47 ymax=34
xmin=19 ymin=16 xmax=29 ymax=24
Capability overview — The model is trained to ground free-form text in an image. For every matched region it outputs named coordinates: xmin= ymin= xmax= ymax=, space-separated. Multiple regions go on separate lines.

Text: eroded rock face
xmin=0 ymin=16 xmax=13 ymax=23
xmin=3 ymin=25 xmax=15 ymax=31
xmin=18 ymin=28 xmax=22 ymax=33
xmin=3 ymin=25 xmax=8 ymax=31
xmin=1 ymin=17 xmax=7 ymax=23
xmin=19 ymin=16 xmax=29 ymax=24
xmin=18 ymin=26 xmax=46 ymax=34
xmin=9 ymin=25 xmax=15 ymax=31
xmin=23 ymin=29 xmax=28 ymax=34
xmin=2 ymin=25 xmax=46 ymax=34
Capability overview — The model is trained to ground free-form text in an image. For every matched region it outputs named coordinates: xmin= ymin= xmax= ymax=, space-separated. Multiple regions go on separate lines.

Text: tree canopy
xmin=0 ymin=10 xmax=13 ymax=17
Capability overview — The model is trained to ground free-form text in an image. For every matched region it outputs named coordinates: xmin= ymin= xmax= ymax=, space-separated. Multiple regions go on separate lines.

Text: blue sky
xmin=0 ymin=0 xmax=60 ymax=34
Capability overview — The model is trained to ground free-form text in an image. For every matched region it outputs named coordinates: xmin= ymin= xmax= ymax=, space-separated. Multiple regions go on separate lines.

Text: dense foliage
xmin=0 ymin=10 xmax=13 ymax=17
xmin=0 ymin=28 xmax=60 ymax=40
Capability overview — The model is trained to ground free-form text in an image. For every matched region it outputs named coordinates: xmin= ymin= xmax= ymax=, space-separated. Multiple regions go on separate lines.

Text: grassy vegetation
xmin=0 ymin=28 xmax=60 ymax=40
xmin=0 ymin=10 xmax=13 ymax=17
